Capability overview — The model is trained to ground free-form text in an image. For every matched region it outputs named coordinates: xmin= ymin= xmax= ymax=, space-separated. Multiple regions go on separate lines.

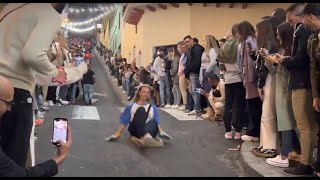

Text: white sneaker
xmin=41 ymin=105 xmax=50 ymax=111
xmin=241 ymin=135 xmax=260 ymax=142
xmin=122 ymin=91 xmax=127 ymax=94
xmin=143 ymin=134 xmax=164 ymax=148
xmin=48 ymin=100 xmax=54 ymax=107
xmin=178 ymin=105 xmax=186 ymax=110
xmin=266 ymin=155 xmax=289 ymax=168
xmin=188 ymin=110 xmax=197 ymax=115
xmin=171 ymin=105 xmax=179 ymax=109
xmin=164 ymin=104 xmax=171 ymax=108
xmin=127 ymin=96 xmax=131 ymax=100
xmin=43 ymin=102 xmax=49 ymax=106
xmin=59 ymin=98 xmax=69 ymax=105
xmin=37 ymin=111 xmax=45 ymax=119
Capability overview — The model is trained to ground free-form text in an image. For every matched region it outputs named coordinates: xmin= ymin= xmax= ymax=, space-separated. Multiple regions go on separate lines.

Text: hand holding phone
xmin=52 ymin=126 xmax=72 ymax=166
xmin=52 ymin=118 xmax=68 ymax=145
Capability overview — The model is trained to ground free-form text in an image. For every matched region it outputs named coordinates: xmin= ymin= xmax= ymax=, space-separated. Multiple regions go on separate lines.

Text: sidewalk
xmin=240 ymin=141 xmax=294 ymax=177
xmin=93 ymin=48 xmax=129 ymax=106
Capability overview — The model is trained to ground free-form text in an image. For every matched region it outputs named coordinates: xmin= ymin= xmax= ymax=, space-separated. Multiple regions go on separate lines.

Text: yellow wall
xmin=190 ymin=3 xmax=291 ymax=43
xmin=121 ymin=3 xmax=291 ymax=66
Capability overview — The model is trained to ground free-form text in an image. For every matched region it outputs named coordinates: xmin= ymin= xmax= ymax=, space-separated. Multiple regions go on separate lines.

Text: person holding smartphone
xmin=0 ymin=75 xmax=72 ymax=177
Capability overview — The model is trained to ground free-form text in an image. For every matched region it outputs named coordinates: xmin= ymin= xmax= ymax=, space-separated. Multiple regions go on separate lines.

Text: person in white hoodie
xmin=0 ymin=3 xmax=87 ymax=167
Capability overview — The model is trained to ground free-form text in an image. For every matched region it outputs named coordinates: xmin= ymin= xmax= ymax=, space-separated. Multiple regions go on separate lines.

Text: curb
xmin=240 ymin=141 xmax=289 ymax=177
xmin=93 ymin=49 xmax=129 ymax=106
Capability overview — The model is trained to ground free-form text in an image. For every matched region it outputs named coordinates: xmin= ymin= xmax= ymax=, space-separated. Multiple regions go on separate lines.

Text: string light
xmin=67 ymin=4 xmax=115 ymax=14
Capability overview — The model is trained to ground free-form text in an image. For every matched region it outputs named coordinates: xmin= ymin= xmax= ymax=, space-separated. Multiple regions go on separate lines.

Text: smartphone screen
xmin=52 ymin=118 xmax=68 ymax=145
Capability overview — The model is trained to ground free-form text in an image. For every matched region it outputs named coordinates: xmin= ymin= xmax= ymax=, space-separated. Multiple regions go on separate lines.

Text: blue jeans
xmin=70 ymin=83 xmax=78 ymax=103
xmin=122 ymin=77 xmax=127 ymax=91
xmin=186 ymin=91 xmax=194 ymax=111
xmin=83 ymin=84 xmax=93 ymax=105
xmin=202 ymin=70 xmax=211 ymax=93
xmin=159 ymin=76 xmax=167 ymax=105
xmin=172 ymin=84 xmax=182 ymax=106
xmin=126 ymin=79 xmax=131 ymax=95
xmin=165 ymin=73 xmax=174 ymax=105
xmin=188 ymin=74 xmax=201 ymax=112
xmin=281 ymin=129 xmax=300 ymax=156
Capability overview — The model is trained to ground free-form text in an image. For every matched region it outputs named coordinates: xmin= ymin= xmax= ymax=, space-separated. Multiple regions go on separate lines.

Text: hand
xmin=265 ymin=54 xmax=278 ymax=64
xmin=53 ymin=69 xmax=67 ymax=84
xmin=105 ymin=134 xmax=120 ymax=142
xmin=258 ymin=88 xmax=264 ymax=101
xmin=159 ymin=131 xmax=172 ymax=140
xmin=200 ymin=88 xmax=206 ymax=95
xmin=258 ymin=48 xmax=269 ymax=57
xmin=53 ymin=127 xmax=72 ymax=166
xmin=313 ymin=97 xmax=320 ymax=112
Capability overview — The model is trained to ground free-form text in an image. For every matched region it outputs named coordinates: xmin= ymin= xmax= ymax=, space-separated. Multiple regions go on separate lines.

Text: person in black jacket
xmin=0 ymin=75 xmax=72 ymax=177
xmin=266 ymin=3 xmax=317 ymax=176
xmin=183 ymin=35 xmax=205 ymax=116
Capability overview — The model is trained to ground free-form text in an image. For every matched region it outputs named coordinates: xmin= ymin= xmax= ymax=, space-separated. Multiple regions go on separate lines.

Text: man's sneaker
xmin=142 ymin=134 xmax=163 ymax=147
xmin=178 ymin=105 xmax=186 ymax=110
xmin=164 ymin=104 xmax=171 ymax=108
xmin=234 ymin=132 xmax=241 ymax=140
xmin=252 ymin=148 xmax=277 ymax=158
xmin=283 ymin=164 xmax=313 ymax=176
xmin=48 ymin=100 xmax=54 ymax=107
xmin=37 ymin=111 xmax=45 ymax=119
xmin=252 ymin=146 xmax=263 ymax=152
xmin=185 ymin=109 xmax=191 ymax=113
xmin=266 ymin=155 xmax=289 ymax=168
xmin=127 ymin=96 xmax=131 ymax=100
xmin=188 ymin=110 xmax=197 ymax=115
xmin=59 ymin=98 xmax=69 ymax=105
xmin=171 ymin=104 xmax=180 ymax=109
xmin=122 ymin=91 xmax=126 ymax=94
xmin=241 ymin=135 xmax=260 ymax=142
xmin=225 ymin=132 xmax=232 ymax=140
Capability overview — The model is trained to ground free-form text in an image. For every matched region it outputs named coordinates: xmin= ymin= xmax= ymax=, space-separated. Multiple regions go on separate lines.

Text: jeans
xmin=189 ymin=73 xmax=201 ymax=112
xmin=186 ymin=91 xmax=194 ymax=111
xmin=224 ymin=82 xmax=246 ymax=132
xmin=165 ymin=73 xmax=174 ymax=105
xmin=83 ymin=84 xmax=93 ymax=105
xmin=122 ymin=77 xmax=127 ymax=91
xmin=281 ymin=129 xmax=300 ymax=157
xmin=126 ymin=79 xmax=131 ymax=94
xmin=70 ymin=83 xmax=78 ymax=103
xmin=172 ymin=84 xmax=182 ymax=106
xmin=159 ymin=76 xmax=167 ymax=105
xmin=59 ymin=85 xmax=69 ymax=101
xmin=202 ymin=70 xmax=211 ymax=93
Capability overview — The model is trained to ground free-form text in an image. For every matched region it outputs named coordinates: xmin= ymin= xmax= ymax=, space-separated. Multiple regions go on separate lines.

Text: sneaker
xmin=48 ymin=100 xmax=54 ymax=107
xmin=43 ymin=102 xmax=49 ymax=106
xmin=225 ymin=132 xmax=232 ymax=140
xmin=127 ymin=96 xmax=131 ymax=100
xmin=185 ymin=109 xmax=191 ymax=113
xmin=164 ymin=104 xmax=171 ymax=108
xmin=40 ymin=105 xmax=50 ymax=111
xmin=142 ymin=134 xmax=164 ymax=147
xmin=266 ymin=155 xmax=289 ymax=168
xmin=122 ymin=91 xmax=126 ymax=94
xmin=241 ymin=135 xmax=260 ymax=142
xmin=188 ymin=110 xmax=197 ymax=115
xmin=252 ymin=146 xmax=263 ymax=152
xmin=252 ymin=148 xmax=277 ymax=158
xmin=283 ymin=164 xmax=313 ymax=176
xmin=178 ymin=105 xmax=186 ymax=110
xmin=37 ymin=111 xmax=45 ymax=119
xmin=59 ymin=98 xmax=69 ymax=105
xmin=171 ymin=104 xmax=179 ymax=109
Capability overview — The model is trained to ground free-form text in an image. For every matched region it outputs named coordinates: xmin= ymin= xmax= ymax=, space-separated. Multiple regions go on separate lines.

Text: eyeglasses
xmin=0 ymin=99 xmax=14 ymax=110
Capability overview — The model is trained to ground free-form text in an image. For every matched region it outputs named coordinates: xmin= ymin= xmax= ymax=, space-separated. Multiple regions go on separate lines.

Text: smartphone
xmin=52 ymin=118 xmax=68 ymax=145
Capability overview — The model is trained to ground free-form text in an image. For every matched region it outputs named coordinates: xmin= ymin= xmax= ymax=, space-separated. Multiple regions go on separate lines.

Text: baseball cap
xmin=299 ymin=3 xmax=320 ymax=16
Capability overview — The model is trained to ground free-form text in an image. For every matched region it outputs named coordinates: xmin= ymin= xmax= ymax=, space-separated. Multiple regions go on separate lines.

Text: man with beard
xmin=0 ymin=3 xmax=68 ymax=167
xmin=302 ymin=3 xmax=320 ymax=177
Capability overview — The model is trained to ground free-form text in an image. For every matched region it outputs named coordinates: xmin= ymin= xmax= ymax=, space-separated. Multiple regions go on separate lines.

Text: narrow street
xmin=35 ymin=53 xmax=245 ymax=177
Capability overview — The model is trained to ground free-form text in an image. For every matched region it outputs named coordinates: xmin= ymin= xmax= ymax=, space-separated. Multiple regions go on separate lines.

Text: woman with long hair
xmin=264 ymin=22 xmax=300 ymax=168
xmin=237 ymin=21 xmax=263 ymax=142
xmin=105 ymin=84 xmax=172 ymax=147
xmin=200 ymin=35 xmax=221 ymax=120
xmin=249 ymin=19 xmax=279 ymax=158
